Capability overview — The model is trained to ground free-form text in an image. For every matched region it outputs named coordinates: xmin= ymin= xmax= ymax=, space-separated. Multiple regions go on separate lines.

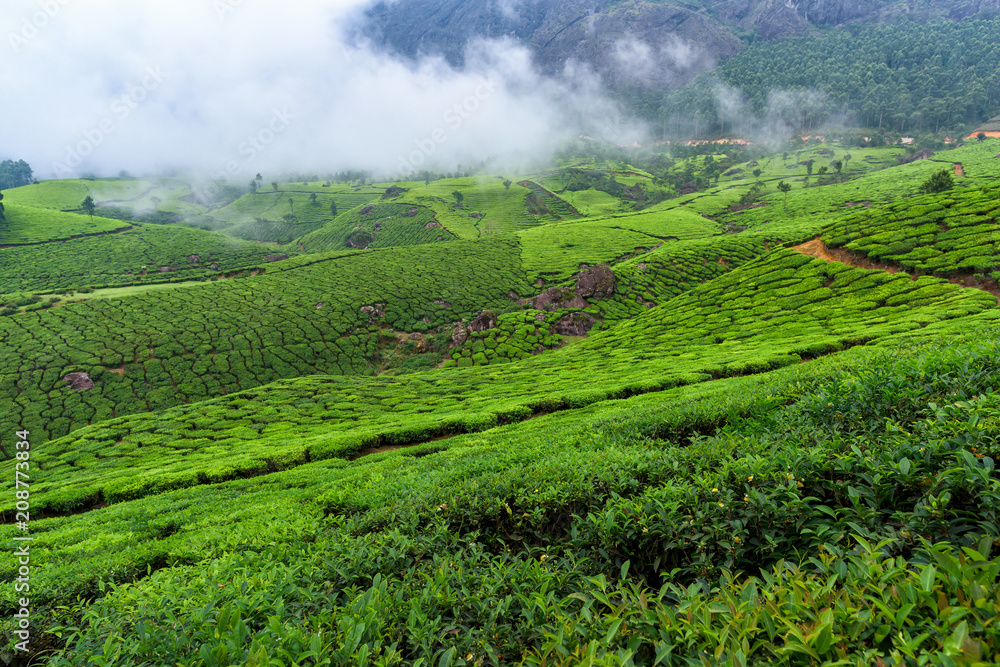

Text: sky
xmin=1 ymin=0 xmax=643 ymax=181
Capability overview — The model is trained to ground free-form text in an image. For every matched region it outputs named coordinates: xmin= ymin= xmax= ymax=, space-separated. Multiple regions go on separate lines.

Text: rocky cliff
xmin=358 ymin=0 xmax=1000 ymax=88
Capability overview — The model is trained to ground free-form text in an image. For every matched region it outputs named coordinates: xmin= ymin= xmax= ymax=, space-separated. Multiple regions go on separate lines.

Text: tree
xmin=832 ymin=160 xmax=843 ymax=178
xmin=0 ymin=160 xmax=34 ymax=190
xmin=272 ymin=182 xmax=278 ymax=192
xmin=330 ymin=200 xmax=338 ymax=217
xmin=81 ymin=195 xmax=96 ymax=219
xmin=777 ymin=181 xmax=791 ymax=210
xmin=843 ymin=153 xmax=852 ymax=172
xmin=452 ymin=191 xmax=464 ymax=208
xmin=310 ymin=193 xmax=318 ymax=205
xmin=978 ymin=132 xmax=987 ymax=142
xmin=502 ymin=179 xmax=513 ymax=191
xmin=249 ymin=179 xmax=258 ymax=195
xmin=918 ymin=169 xmax=954 ymax=194
xmin=288 ymin=198 xmax=294 ymax=212
xmin=805 ymin=159 xmax=814 ymax=176
xmin=0 ymin=190 xmax=5 ymax=221
xmin=752 ymin=168 xmax=762 ymax=179
xmin=282 ymin=213 xmax=296 ymax=224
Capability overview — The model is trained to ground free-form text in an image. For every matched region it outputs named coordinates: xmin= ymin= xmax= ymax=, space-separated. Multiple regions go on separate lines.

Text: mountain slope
xmin=360 ymin=0 xmax=1000 ymax=85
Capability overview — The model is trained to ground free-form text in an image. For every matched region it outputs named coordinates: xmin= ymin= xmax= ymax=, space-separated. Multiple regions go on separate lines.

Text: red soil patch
xmin=105 ymin=366 xmax=125 ymax=376
xmin=955 ymin=163 xmax=965 ymax=178
xmin=966 ymin=131 xmax=1000 ymax=139
xmin=792 ymin=238 xmax=1000 ymax=299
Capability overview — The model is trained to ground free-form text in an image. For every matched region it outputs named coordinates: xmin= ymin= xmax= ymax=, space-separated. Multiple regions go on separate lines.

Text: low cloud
xmin=1 ymin=0 xmax=645 ymax=182
xmin=712 ymin=83 xmax=844 ymax=147
xmin=612 ymin=34 xmax=714 ymax=88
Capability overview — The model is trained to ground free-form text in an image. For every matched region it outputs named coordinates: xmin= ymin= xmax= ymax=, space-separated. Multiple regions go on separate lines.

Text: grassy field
xmin=299 ymin=202 xmax=455 ymax=252
xmin=4 ymin=137 xmax=1000 ymax=665
xmin=0 ymin=238 xmax=531 ymax=448
xmin=0 ymin=205 xmax=129 ymax=245
xmin=0 ymin=224 xmax=288 ymax=295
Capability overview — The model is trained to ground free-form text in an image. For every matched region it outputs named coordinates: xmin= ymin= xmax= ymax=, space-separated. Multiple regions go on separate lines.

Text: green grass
xmin=7 ymin=247 xmax=993 ymax=514
xmin=204 ymin=187 xmax=382 ymax=244
xmin=0 ymin=238 xmax=531 ymax=448
xmin=395 ymin=177 xmax=547 ymax=238
xmin=0 ymin=224 xmax=287 ymax=294
xmin=7 ymin=325 xmax=1000 ymax=665
xmin=6 ymin=139 xmax=1000 ymax=664
xmin=2 ymin=180 xmax=93 ymax=210
xmin=824 ymin=182 xmax=1000 ymax=279
xmin=298 ymin=202 xmax=454 ymax=252
xmin=0 ymin=204 xmax=129 ymax=245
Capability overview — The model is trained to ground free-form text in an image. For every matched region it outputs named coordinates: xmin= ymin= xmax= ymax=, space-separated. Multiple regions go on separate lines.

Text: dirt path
xmin=792 ymin=237 xmax=1000 ymax=298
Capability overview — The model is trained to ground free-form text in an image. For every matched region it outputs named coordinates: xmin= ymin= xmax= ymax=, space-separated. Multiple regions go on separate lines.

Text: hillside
xmin=361 ymin=0 xmax=1000 ymax=138
xmin=1 ymin=135 xmax=1000 ymax=664
xmin=361 ymin=0 xmax=1000 ymax=77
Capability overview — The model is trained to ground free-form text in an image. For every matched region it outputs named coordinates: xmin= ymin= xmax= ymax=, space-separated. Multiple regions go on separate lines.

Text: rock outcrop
xmin=64 ymin=372 xmax=95 ymax=391
xmin=468 ymin=310 xmax=498 ymax=332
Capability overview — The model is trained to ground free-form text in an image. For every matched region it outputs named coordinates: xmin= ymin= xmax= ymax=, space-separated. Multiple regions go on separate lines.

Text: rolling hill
xmin=2 ymin=137 xmax=1000 ymax=664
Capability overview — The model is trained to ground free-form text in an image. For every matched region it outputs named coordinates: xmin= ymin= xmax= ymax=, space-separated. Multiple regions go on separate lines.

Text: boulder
xmin=898 ymin=148 xmax=935 ymax=165
xmin=575 ymin=264 xmax=616 ymax=300
xmin=360 ymin=205 xmax=376 ymax=215
xmin=408 ymin=208 xmax=419 ymax=217
xmin=265 ymin=254 xmax=289 ymax=262
xmin=187 ymin=254 xmax=201 ymax=264
xmin=553 ymin=312 xmax=597 ymax=336
xmin=468 ymin=310 xmax=497 ymax=332
xmin=451 ymin=323 xmax=468 ymax=346
xmin=360 ymin=303 xmax=385 ymax=320
xmin=532 ymin=287 xmax=588 ymax=311
xmin=64 ymin=372 xmax=95 ymax=391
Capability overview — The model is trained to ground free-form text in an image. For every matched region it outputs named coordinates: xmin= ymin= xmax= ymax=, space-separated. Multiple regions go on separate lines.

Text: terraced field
xmin=0 ymin=238 xmax=530 ymax=448
xmin=0 ymin=224 xmax=286 ymax=295
xmin=0 ymin=204 xmax=128 ymax=245
xmin=823 ymin=183 xmax=1000 ymax=284
xmin=299 ymin=202 xmax=454 ymax=252
xmin=6 ymin=247 xmax=994 ymax=516
xmin=5 ymin=139 xmax=1000 ymax=665
xmin=205 ymin=186 xmax=384 ymax=243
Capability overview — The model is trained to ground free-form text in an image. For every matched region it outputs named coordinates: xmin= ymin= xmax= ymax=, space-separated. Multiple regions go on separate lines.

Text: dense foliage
xmin=2 ymin=135 xmax=1000 ymax=664
xmin=825 ymin=183 xmax=1000 ymax=281
xmin=0 ymin=159 xmax=33 ymax=190
xmin=642 ymin=20 xmax=1000 ymax=138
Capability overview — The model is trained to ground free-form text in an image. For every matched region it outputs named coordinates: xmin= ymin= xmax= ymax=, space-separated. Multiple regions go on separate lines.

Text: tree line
xmin=623 ymin=19 xmax=1000 ymax=139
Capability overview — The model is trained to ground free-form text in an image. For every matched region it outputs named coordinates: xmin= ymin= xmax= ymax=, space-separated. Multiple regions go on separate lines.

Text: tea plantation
xmin=0 ymin=224 xmax=288 ymax=295
xmin=3 ymin=142 xmax=1000 ymax=665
